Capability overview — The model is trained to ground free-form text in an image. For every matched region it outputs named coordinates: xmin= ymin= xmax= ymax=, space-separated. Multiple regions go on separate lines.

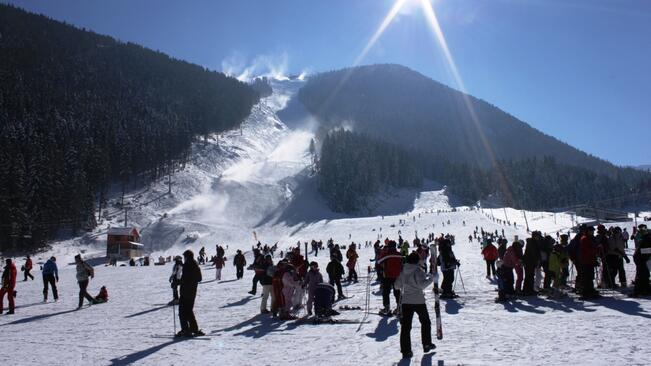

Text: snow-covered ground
xmin=1 ymin=81 xmax=650 ymax=365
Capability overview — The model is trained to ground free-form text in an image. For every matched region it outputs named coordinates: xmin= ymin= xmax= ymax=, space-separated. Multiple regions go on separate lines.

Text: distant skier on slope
xmin=233 ymin=250 xmax=246 ymax=280
xmin=23 ymin=255 xmax=34 ymax=281
xmin=42 ymin=256 xmax=59 ymax=302
xmin=481 ymin=240 xmax=498 ymax=279
xmin=75 ymin=254 xmax=97 ymax=309
xmin=396 ymin=252 xmax=435 ymax=358
xmin=0 ymin=258 xmax=17 ymax=314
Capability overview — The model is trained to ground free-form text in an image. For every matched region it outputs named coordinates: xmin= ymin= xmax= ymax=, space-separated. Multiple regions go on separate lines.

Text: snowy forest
xmin=0 ymin=5 xmax=259 ymax=250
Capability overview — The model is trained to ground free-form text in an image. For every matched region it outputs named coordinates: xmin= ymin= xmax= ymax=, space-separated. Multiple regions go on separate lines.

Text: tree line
xmin=317 ymin=130 xmax=651 ymax=213
xmin=0 ymin=5 xmax=260 ymax=251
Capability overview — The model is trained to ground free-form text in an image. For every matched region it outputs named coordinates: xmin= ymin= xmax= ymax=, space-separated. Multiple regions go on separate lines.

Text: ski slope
xmin=2 ymin=81 xmax=650 ymax=365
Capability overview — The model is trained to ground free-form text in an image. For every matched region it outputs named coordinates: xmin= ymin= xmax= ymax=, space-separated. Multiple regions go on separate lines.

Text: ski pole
xmin=457 ymin=267 xmax=467 ymax=294
xmin=173 ymin=302 xmax=177 ymax=335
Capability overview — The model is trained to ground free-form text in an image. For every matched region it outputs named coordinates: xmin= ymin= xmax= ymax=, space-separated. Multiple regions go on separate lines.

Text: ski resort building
xmin=106 ymin=226 xmax=143 ymax=259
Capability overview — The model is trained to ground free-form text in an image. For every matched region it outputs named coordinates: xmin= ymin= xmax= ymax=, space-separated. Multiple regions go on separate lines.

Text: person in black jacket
xmin=177 ymin=249 xmax=204 ymax=337
xmin=326 ymin=255 xmax=345 ymax=300
xmin=438 ymin=239 xmax=459 ymax=298
xmin=522 ymin=236 xmax=540 ymax=295
xmin=233 ymin=250 xmax=246 ymax=280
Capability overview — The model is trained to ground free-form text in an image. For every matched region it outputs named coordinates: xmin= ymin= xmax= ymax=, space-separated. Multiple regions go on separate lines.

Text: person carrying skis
xmin=42 ymin=256 xmax=59 ymax=302
xmin=177 ymin=249 xmax=204 ymax=337
xmin=168 ymin=256 xmax=183 ymax=305
xmin=326 ymin=254 xmax=345 ymax=300
xmin=481 ymin=240 xmax=498 ymax=279
xmin=23 ymin=255 xmax=34 ymax=281
xmin=233 ymin=250 xmax=246 ymax=280
xmin=396 ymin=252 xmax=435 ymax=358
xmin=304 ymin=261 xmax=324 ymax=316
xmin=0 ymin=258 xmax=17 ymax=314
xmin=438 ymin=239 xmax=459 ymax=298
xmin=377 ymin=241 xmax=403 ymax=314
xmin=75 ymin=254 xmax=96 ymax=309
xmin=346 ymin=243 xmax=359 ymax=283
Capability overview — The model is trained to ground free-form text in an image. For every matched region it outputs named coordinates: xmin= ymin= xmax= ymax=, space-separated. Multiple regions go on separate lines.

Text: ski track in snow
xmin=1 ymin=81 xmax=650 ymax=365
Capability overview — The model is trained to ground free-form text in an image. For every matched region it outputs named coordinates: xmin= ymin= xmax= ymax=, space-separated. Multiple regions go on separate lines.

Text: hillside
xmin=299 ymin=64 xmax=619 ymax=174
xmin=0 ymin=4 xmax=259 ymax=250
xmin=299 ymin=64 xmax=650 ymax=210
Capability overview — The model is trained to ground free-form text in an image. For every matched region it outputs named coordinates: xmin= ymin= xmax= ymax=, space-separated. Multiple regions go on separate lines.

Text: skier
xmin=326 ymin=254 xmax=345 ymax=300
xmin=438 ymin=239 xmax=459 ymax=298
xmin=249 ymin=255 xmax=265 ymax=295
xmin=578 ymin=226 xmax=600 ymax=300
xmin=75 ymin=254 xmax=96 ymax=309
xmin=177 ymin=249 xmax=204 ymax=337
xmin=346 ymin=243 xmax=359 ymax=283
xmin=377 ymin=241 xmax=403 ymax=314
xmin=630 ymin=224 xmax=650 ymax=297
xmin=42 ymin=256 xmax=59 ymax=302
xmin=168 ymin=256 xmax=183 ymax=305
xmin=396 ymin=252 xmax=435 ymax=358
xmin=233 ymin=250 xmax=246 ymax=280
xmin=271 ymin=260 xmax=287 ymax=317
xmin=198 ymin=246 xmax=206 ymax=265
xmin=304 ymin=261 xmax=323 ymax=316
xmin=259 ymin=255 xmax=274 ymax=314
xmin=22 ymin=255 xmax=34 ymax=281
xmin=606 ymin=226 xmax=629 ymax=288
xmin=213 ymin=254 xmax=225 ymax=280
xmin=481 ymin=240 xmax=498 ymax=279
xmin=281 ymin=264 xmax=300 ymax=320
xmin=0 ymin=258 xmax=17 ymax=314
xmin=522 ymin=237 xmax=540 ymax=296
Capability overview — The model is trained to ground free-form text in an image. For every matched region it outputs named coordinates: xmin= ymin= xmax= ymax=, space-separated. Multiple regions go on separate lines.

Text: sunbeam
xmin=419 ymin=0 xmax=513 ymax=203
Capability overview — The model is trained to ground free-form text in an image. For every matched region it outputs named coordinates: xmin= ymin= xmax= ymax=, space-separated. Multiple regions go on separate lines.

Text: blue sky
xmin=6 ymin=0 xmax=650 ymax=166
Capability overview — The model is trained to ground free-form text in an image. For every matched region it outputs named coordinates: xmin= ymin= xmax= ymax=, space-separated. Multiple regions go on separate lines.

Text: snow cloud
xmin=222 ymin=51 xmax=294 ymax=82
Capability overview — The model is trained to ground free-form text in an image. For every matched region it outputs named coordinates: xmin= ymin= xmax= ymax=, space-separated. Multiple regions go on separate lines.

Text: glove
xmin=624 ymin=256 xmax=631 ymax=264
xmin=456 ymin=260 xmax=461 ymax=267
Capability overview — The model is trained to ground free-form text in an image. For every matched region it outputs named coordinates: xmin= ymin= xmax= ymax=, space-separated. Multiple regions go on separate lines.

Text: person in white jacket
xmin=395 ymin=252 xmax=436 ymax=359
xmin=281 ymin=265 xmax=300 ymax=319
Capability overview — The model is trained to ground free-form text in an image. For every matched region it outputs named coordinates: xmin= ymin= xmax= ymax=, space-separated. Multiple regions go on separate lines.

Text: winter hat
xmin=407 ymin=252 xmax=420 ymax=264
xmin=183 ymin=249 xmax=194 ymax=259
xmin=310 ymin=261 xmax=318 ymax=267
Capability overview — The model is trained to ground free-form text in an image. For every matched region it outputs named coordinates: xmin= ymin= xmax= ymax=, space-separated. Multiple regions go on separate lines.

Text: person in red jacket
xmin=579 ymin=226 xmax=600 ymax=299
xmin=482 ymin=241 xmax=499 ymax=279
xmin=377 ymin=241 xmax=403 ymax=315
xmin=23 ymin=255 xmax=34 ymax=281
xmin=1 ymin=258 xmax=17 ymax=314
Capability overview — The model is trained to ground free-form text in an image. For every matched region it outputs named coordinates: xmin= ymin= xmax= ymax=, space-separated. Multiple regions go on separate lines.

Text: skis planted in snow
xmin=429 ymin=243 xmax=443 ymax=340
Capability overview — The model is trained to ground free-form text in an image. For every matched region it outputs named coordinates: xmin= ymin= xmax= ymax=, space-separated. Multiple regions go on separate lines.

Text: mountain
xmin=299 ymin=64 xmax=619 ymax=175
xmin=0 ymin=4 xmax=259 ymax=250
xmin=298 ymin=64 xmax=650 ymax=211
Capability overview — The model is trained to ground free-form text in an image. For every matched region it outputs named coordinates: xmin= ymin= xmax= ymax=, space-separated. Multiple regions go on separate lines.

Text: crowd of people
xmin=483 ymin=223 xmax=651 ymax=302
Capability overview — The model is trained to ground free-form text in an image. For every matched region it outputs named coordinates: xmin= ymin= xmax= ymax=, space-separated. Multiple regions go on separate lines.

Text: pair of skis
xmin=429 ymin=244 xmax=443 ymax=340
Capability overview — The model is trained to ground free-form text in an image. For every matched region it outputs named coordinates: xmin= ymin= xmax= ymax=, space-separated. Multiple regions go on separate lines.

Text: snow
xmin=1 ymin=80 xmax=650 ymax=365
